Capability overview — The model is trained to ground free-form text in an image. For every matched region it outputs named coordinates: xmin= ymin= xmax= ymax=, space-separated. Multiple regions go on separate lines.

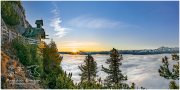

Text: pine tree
xmin=41 ymin=40 xmax=75 ymax=89
xmin=158 ymin=56 xmax=172 ymax=79
xmin=56 ymin=71 xmax=75 ymax=89
xmin=48 ymin=40 xmax=62 ymax=69
xmin=11 ymin=37 xmax=32 ymax=66
xmin=41 ymin=40 xmax=77 ymax=89
xmin=43 ymin=39 xmax=63 ymax=74
xmin=102 ymin=48 xmax=128 ymax=88
xmin=159 ymin=55 xmax=179 ymax=80
xmin=158 ymin=54 xmax=179 ymax=89
xmin=169 ymin=81 xmax=179 ymax=89
xmin=172 ymin=53 xmax=179 ymax=60
xmin=78 ymin=54 xmax=100 ymax=88
xmin=79 ymin=54 xmax=97 ymax=83
xmin=46 ymin=40 xmax=62 ymax=88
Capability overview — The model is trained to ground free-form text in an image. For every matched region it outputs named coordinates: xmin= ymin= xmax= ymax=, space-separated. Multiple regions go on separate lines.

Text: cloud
xmin=50 ymin=2 xmax=68 ymax=38
xmin=61 ymin=54 xmax=178 ymax=89
xmin=67 ymin=16 xmax=129 ymax=30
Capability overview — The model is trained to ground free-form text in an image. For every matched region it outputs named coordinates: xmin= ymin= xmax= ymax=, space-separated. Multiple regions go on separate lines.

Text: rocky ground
xmin=1 ymin=51 xmax=41 ymax=89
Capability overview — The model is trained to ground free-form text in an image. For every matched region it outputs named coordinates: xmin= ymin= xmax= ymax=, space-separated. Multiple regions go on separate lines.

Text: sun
xmin=71 ymin=49 xmax=79 ymax=55
xmin=72 ymin=49 xmax=78 ymax=53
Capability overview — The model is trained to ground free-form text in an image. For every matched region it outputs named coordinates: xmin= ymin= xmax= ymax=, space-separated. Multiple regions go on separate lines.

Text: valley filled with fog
xmin=61 ymin=54 xmax=178 ymax=89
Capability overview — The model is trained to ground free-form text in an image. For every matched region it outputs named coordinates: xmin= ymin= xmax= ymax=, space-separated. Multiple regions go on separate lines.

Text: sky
xmin=22 ymin=1 xmax=179 ymax=52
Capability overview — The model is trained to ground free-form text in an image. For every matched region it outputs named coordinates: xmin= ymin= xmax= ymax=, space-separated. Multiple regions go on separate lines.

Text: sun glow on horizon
xmin=56 ymin=40 xmax=171 ymax=52
xmin=56 ymin=41 xmax=111 ymax=52
xmin=72 ymin=49 xmax=78 ymax=53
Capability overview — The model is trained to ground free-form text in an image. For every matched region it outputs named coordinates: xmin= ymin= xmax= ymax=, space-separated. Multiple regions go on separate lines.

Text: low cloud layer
xmin=61 ymin=54 xmax=179 ymax=89
xmin=50 ymin=2 xmax=68 ymax=38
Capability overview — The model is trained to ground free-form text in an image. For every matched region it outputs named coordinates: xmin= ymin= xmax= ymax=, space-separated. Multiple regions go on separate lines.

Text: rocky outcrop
xmin=1 ymin=52 xmax=41 ymax=89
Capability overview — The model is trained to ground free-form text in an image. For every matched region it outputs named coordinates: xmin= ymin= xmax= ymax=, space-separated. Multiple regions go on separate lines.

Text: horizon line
xmin=58 ymin=46 xmax=179 ymax=52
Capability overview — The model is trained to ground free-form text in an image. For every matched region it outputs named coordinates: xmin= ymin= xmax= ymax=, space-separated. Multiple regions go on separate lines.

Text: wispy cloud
xmin=50 ymin=2 xmax=68 ymax=38
xmin=67 ymin=16 xmax=130 ymax=30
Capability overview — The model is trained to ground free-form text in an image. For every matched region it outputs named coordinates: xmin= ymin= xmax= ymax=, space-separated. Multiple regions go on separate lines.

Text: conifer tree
xmin=158 ymin=54 xmax=179 ymax=89
xmin=169 ymin=81 xmax=179 ymax=89
xmin=172 ymin=53 xmax=179 ymax=60
xmin=48 ymin=39 xmax=62 ymax=69
xmin=56 ymin=71 xmax=75 ymax=89
xmin=11 ymin=37 xmax=32 ymax=66
xmin=78 ymin=54 xmax=100 ymax=88
xmin=43 ymin=40 xmax=63 ymax=74
xmin=42 ymin=40 xmax=74 ymax=89
xmin=102 ymin=48 xmax=129 ymax=89
xmin=79 ymin=54 xmax=97 ymax=83
xmin=158 ymin=56 xmax=172 ymax=79
xmin=159 ymin=55 xmax=179 ymax=79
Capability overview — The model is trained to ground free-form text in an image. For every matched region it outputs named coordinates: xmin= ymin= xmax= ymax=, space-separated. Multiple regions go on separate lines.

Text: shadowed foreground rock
xmin=1 ymin=52 xmax=41 ymax=89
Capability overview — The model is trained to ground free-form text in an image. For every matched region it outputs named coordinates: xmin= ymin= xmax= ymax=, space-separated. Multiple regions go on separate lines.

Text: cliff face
xmin=1 ymin=1 xmax=41 ymax=89
xmin=1 ymin=1 xmax=31 ymax=34
xmin=1 ymin=1 xmax=30 ymax=44
xmin=11 ymin=2 xmax=32 ymax=34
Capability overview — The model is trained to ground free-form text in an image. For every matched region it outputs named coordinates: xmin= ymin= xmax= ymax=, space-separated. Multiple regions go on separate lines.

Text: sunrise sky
xmin=22 ymin=1 xmax=179 ymax=52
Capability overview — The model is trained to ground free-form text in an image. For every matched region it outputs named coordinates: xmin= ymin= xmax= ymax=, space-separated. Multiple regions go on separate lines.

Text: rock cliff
xmin=1 ymin=1 xmax=41 ymax=89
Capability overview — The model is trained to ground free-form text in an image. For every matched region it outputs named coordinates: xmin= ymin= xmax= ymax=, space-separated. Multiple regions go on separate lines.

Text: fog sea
xmin=61 ymin=54 xmax=178 ymax=89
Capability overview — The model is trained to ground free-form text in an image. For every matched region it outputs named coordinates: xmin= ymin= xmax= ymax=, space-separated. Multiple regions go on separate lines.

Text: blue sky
xmin=22 ymin=1 xmax=179 ymax=51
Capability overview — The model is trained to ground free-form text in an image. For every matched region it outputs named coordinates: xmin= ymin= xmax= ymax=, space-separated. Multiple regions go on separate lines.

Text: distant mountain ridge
xmin=59 ymin=47 xmax=179 ymax=55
